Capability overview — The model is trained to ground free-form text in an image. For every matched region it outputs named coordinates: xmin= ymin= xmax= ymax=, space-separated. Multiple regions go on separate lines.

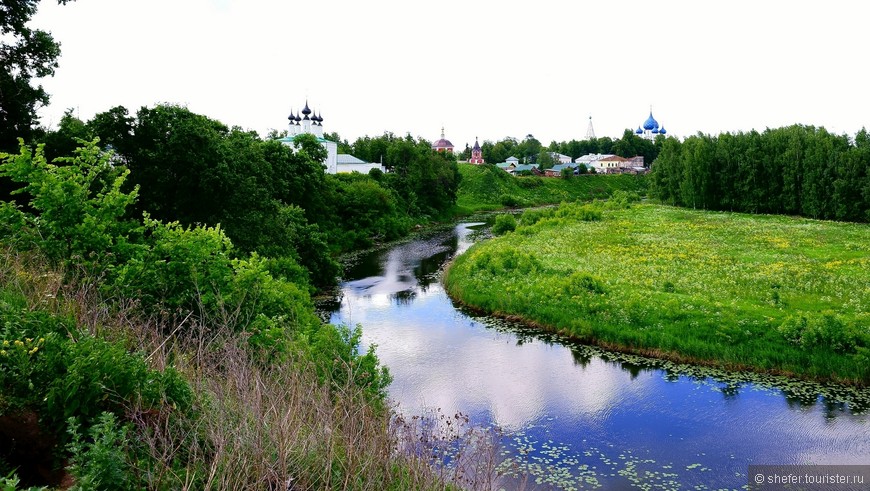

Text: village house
xmin=548 ymin=152 xmax=572 ymax=164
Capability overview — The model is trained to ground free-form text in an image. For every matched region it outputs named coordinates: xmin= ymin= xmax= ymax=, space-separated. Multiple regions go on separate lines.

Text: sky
xmin=31 ymin=0 xmax=870 ymax=151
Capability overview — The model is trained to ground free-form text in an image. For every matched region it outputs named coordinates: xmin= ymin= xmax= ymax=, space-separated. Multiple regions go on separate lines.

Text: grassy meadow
xmin=444 ymin=201 xmax=870 ymax=385
xmin=453 ymin=163 xmax=648 ymax=214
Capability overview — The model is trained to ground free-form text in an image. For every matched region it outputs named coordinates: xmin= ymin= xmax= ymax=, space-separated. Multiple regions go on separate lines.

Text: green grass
xmin=454 ymin=163 xmax=648 ymax=213
xmin=444 ymin=203 xmax=870 ymax=385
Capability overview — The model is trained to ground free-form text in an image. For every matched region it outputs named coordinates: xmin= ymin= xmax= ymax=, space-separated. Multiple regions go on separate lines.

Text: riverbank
xmin=443 ymin=202 xmax=870 ymax=386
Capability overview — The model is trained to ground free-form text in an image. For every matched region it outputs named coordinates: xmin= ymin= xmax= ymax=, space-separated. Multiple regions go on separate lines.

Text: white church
xmin=279 ymin=101 xmax=383 ymax=174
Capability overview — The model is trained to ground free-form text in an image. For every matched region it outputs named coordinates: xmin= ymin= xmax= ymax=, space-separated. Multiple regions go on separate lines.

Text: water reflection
xmin=323 ymin=222 xmax=870 ymax=489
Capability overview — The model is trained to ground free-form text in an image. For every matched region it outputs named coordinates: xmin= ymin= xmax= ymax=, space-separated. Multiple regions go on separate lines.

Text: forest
xmin=24 ymin=105 xmax=463 ymax=287
xmin=649 ymin=125 xmax=870 ymax=222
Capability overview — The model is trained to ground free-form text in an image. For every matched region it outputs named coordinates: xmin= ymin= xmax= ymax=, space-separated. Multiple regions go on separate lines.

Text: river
xmin=322 ymin=222 xmax=870 ymax=489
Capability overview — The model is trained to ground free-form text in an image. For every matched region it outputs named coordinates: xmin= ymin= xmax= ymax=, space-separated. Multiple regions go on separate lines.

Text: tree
xmin=0 ymin=0 xmax=76 ymax=152
xmin=39 ymin=108 xmax=90 ymax=162
xmin=536 ymin=150 xmax=554 ymax=170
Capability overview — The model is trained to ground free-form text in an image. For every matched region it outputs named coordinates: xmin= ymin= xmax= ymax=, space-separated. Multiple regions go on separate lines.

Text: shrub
xmin=562 ymin=272 xmax=607 ymax=296
xmin=777 ymin=312 xmax=864 ymax=353
xmin=555 ymin=202 xmax=602 ymax=222
xmin=470 ymin=248 xmax=541 ymax=276
xmin=66 ymin=412 xmax=135 ymax=491
xmin=519 ymin=208 xmax=549 ymax=227
xmin=516 ymin=176 xmax=543 ymax=188
xmin=608 ymin=189 xmax=641 ymax=209
xmin=0 ymin=139 xmax=144 ymax=275
xmin=491 ymin=214 xmax=517 ymax=235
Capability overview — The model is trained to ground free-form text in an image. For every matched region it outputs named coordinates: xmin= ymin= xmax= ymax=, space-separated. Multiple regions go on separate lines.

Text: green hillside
xmin=455 ymin=163 xmax=648 ymax=213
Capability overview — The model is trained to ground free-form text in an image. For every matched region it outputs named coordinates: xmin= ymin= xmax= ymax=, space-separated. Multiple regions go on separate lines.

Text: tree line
xmin=27 ymin=105 xmax=461 ymax=286
xmin=454 ymin=129 xmax=661 ymax=168
xmin=650 ymin=125 xmax=870 ymax=222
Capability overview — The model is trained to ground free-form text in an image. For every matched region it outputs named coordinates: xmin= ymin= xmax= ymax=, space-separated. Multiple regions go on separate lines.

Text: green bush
xmin=491 ymin=214 xmax=517 ymax=235
xmin=66 ymin=412 xmax=135 ymax=491
xmin=0 ymin=139 xmax=144 ymax=275
xmin=608 ymin=189 xmax=641 ymax=209
xmin=519 ymin=208 xmax=548 ymax=227
xmin=778 ymin=313 xmax=864 ymax=353
xmin=470 ymin=248 xmax=541 ymax=276
xmin=562 ymin=272 xmax=607 ymax=296
xmin=516 ymin=176 xmax=543 ymax=188
xmin=498 ymin=194 xmax=530 ymax=208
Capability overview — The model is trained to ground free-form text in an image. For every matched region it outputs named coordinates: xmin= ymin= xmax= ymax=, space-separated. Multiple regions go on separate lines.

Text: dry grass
xmin=0 ymin=246 xmax=512 ymax=490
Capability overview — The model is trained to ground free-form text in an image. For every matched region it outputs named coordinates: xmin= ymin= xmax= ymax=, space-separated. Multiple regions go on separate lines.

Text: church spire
xmin=585 ymin=115 xmax=596 ymax=140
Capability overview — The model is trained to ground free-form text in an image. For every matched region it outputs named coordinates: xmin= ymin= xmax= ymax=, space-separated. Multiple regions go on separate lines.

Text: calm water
xmin=324 ymin=223 xmax=870 ymax=489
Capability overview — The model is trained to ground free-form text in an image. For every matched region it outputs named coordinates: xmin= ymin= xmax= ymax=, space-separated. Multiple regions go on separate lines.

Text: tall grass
xmin=0 ymin=246 xmax=510 ymax=490
xmin=444 ymin=203 xmax=870 ymax=385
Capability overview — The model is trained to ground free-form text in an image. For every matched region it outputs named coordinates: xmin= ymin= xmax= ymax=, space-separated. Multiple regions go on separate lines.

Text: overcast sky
xmin=32 ymin=0 xmax=870 ymax=151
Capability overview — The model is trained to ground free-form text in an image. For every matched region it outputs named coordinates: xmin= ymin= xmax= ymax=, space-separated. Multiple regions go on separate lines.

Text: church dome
xmin=643 ymin=111 xmax=659 ymax=131
xmin=472 ymin=138 xmax=481 ymax=151
xmin=434 ymin=138 xmax=454 ymax=148
xmin=659 ymin=126 xmax=667 ymax=135
xmin=635 ymin=127 xmax=643 ymax=134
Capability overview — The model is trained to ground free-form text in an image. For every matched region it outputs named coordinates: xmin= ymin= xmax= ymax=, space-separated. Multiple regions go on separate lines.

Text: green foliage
xmin=562 ymin=272 xmax=607 ymax=296
xmin=349 ymin=132 xmax=461 ymax=218
xmin=777 ymin=313 xmax=865 ymax=353
xmin=113 ymin=216 xmax=235 ymax=315
xmin=0 ymin=472 xmax=46 ymax=491
xmin=608 ymin=189 xmax=641 ymax=209
xmin=498 ymin=194 xmax=531 ymax=208
xmin=0 ymin=139 xmax=143 ymax=273
xmin=308 ymin=323 xmax=393 ymax=405
xmin=481 ymin=133 xmax=658 ymax=169
xmin=333 ymin=175 xmax=410 ymax=249
xmin=650 ymin=124 xmax=870 ymax=222
xmin=0 ymin=0 xmax=75 ymax=154
xmin=0 ymin=136 xmax=427 ymax=487
xmin=66 ymin=412 xmax=135 ymax=491
xmin=491 ymin=214 xmax=517 ymax=235
xmin=469 ymin=248 xmax=542 ymax=277
xmin=536 ymin=150 xmax=555 ymax=170
xmin=514 ymin=202 xmax=602 ymax=235
xmin=45 ymin=334 xmax=192 ymax=429
xmin=456 ymin=163 xmax=646 ymax=212
xmin=447 ymin=204 xmax=870 ymax=384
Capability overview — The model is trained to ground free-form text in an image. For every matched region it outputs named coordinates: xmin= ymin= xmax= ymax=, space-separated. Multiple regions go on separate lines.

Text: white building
xmin=337 ymin=154 xmax=385 ymax=174
xmin=279 ymin=101 xmax=338 ymax=174
xmin=549 ymin=152 xmax=572 ymax=164
xmin=575 ymin=153 xmax=612 ymax=165
xmin=575 ymin=153 xmax=631 ymax=173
